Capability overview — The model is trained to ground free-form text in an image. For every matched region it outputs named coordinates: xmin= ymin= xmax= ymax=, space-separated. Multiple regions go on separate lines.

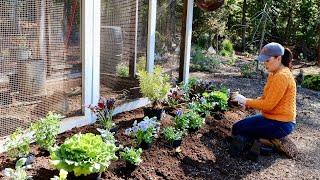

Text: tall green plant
xmin=30 ymin=112 xmax=62 ymax=151
xmin=137 ymin=66 xmax=171 ymax=107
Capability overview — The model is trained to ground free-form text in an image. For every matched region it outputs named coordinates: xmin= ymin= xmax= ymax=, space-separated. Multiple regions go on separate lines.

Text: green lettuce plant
xmin=30 ymin=112 xmax=62 ymax=151
xmin=163 ymin=127 xmax=183 ymax=144
xmin=137 ymin=66 xmax=171 ymax=108
xmin=4 ymin=128 xmax=31 ymax=159
xmin=2 ymin=158 xmax=32 ymax=180
xmin=50 ymin=169 xmax=68 ymax=180
xmin=203 ymin=90 xmax=229 ymax=111
xmin=50 ymin=133 xmax=118 ymax=176
xmin=120 ymin=147 xmax=143 ymax=165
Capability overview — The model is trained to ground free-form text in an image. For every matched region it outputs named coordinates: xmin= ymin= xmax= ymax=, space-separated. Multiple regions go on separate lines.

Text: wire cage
xmin=0 ymin=0 xmax=82 ymax=137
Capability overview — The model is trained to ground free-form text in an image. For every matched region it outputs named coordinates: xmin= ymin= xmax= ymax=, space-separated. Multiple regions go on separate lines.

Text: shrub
xmin=137 ymin=56 xmax=146 ymax=73
xmin=116 ymin=63 xmax=129 ymax=77
xmin=137 ymin=66 xmax=171 ymax=107
xmin=240 ymin=61 xmax=256 ymax=78
xmin=163 ymin=127 xmax=183 ymax=144
xmin=30 ymin=112 xmax=62 ymax=151
xmin=4 ymin=128 xmax=31 ymax=159
xmin=125 ymin=117 xmax=160 ymax=145
xmin=302 ymin=74 xmax=320 ymax=91
xmin=2 ymin=158 xmax=32 ymax=179
xmin=50 ymin=133 xmax=118 ymax=176
xmin=120 ymin=147 xmax=143 ymax=165
xmin=219 ymin=39 xmax=234 ymax=57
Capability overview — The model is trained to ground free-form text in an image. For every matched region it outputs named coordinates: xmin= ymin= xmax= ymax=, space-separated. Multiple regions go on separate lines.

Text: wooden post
xmin=179 ymin=0 xmax=188 ymax=82
xmin=146 ymin=0 xmax=157 ymax=73
xmin=129 ymin=0 xmax=139 ymax=77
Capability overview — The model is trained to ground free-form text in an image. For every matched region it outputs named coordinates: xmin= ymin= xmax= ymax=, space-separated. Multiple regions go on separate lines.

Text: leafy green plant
xmin=203 ymin=91 xmax=229 ymax=111
xmin=2 ymin=158 xmax=32 ymax=180
xmin=116 ymin=63 xmax=129 ymax=77
xmin=50 ymin=169 xmax=68 ymax=180
xmin=120 ymin=147 xmax=143 ymax=165
xmin=302 ymin=74 xmax=320 ymax=91
xmin=174 ymin=110 xmax=189 ymax=130
xmin=30 ymin=112 xmax=62 ymax=151
xmin=50 ymin=133 xmax=118 ymax=176
xmin=163 ymin=127 xmax=183 ymax=144
xmin=188 ymin=111 xmax=205 ymax=130
xmin=4 ymin=128 xmax=31 ymax=159
xmin=137 ymin=66 xmax=171 ymax=107
xmin=125 ymin=117 xmax=160 ymax=145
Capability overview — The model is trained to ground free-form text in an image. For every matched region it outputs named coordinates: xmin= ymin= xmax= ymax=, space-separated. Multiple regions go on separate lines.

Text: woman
xmin=231 ymin=42 xmax=297 ymax=160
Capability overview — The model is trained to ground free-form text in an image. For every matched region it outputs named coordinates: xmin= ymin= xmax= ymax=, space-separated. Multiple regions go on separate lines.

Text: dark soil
xmin=0 ymin=107 xmax=257 ymax=180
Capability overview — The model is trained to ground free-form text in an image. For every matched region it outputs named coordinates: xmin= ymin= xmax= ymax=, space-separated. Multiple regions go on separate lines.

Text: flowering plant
xmin=88 ymin=97 xmax=116 ymax=130
xmin=125 ymin=117 xmax=160 ymax=145
xmin=120 ymin=147 xmax=143 ymax=165
xmin=166 ymin=86 xmax=185 ymax=108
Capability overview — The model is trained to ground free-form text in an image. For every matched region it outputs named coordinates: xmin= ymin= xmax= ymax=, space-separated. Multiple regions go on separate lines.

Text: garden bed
xmin=0 ymin=107 xmax=254 ymax=179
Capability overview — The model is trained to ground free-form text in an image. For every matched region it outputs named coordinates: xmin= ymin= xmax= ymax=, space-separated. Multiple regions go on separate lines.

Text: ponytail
xmin=281 ymin=48 xmax=293 ymax=69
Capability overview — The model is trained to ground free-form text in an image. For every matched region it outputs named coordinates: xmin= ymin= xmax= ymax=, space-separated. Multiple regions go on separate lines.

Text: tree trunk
xmin=241 ymin=0 xmax=247 ymax=52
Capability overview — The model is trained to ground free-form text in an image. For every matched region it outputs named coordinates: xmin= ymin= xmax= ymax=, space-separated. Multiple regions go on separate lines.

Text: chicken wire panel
xmin=100 ymin=0 xmax=146 ymax=103
xmin=155 ymin=0 xmax=181 ymax=81
xmin=0 ymin=0 xmax=82 ymax=137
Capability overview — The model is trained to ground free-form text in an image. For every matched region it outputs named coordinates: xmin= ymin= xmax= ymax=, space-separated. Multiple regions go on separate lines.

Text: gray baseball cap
xmin=256 ymin=42 xmax=285 ymax=62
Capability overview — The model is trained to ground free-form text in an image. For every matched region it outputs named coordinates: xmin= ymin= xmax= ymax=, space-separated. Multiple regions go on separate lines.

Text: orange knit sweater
xmin=246 ymin=67 xmax=296 ymax=122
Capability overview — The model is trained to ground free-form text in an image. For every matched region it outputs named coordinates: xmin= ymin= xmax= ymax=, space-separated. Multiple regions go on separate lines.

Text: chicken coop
xmin=0 ymin=0 xmax=192 ymax=141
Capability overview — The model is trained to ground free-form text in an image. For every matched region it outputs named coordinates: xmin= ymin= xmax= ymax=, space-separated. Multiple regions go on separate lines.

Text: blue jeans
xmin=232 ymin=114 xmax=295 ymax=143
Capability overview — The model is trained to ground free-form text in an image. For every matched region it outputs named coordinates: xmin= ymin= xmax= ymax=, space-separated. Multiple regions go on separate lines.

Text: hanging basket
xmin=195 ymin=0 xmax=225 ymax=11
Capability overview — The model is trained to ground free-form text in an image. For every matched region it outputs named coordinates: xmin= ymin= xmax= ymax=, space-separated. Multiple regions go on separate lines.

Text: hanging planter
xmin=195 ymin=0 xmax=224 ymax=11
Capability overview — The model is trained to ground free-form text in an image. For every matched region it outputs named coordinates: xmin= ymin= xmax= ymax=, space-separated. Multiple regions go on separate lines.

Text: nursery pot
xmin=110 ymin=126 xmax=119 ymax=133
xmin=125 ymin=162 xmax=138 ymax=171
xmin=140 ymin=141 xmax=152 ymax=150
xmin=67 ymin=172 xmax=101 ymax=180
xmin=189 ymin=127 xmax=200 ymax=133
xmin=143 ymin=107 xmax=163 ymax=120
xmin=172 ymin=140 xmax=182 ymax=148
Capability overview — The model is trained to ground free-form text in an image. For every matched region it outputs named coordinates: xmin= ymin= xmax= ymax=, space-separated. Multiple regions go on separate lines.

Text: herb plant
xmin=50 ymin=133 xmax=118 ymax=176
xmin=163 ymin=127 xmax=183 ymax=144
xmin=174 ymin=110 xmax=189 ymax=130
xmin=120 ymin=147 xmax=143 ymax=165
xmin=30 ymin=112 xmax=62 ymax=151
xmin=188 ymin=111 xmax=205 ymax=130
xmin=125 ymin=117 xmax=160 ymax=145
xmin=4 ymin=128 xmax=31 ymax=159
xmin=2 ymin=158 xmax=32 ymax=180
xmin=302 ymin=74 xmax=320 ymax=91
xmin=97 ymin=128 xmax=117 ymax=144
xmin=88 ymin=97 xmax=116 ymax=130
xmin=137 ymin=66 xmax=171 ymax=107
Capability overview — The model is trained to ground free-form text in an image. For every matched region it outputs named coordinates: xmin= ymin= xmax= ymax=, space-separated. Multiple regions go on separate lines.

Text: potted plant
xmin=30 ymin=112 xmax=62 ymax=154
xmin=164 ymin=86 xmax=186 ymax=115
xmin=2 ymin=158 xmax=32 ymax=179
xmin=163 ymin=127 xmax=183 ymax=148
xmin=137 ymin=66 xmax=171 ymax=120
xmin=125 ymin=116 xmax=160 ymax=149
xmin=50 ymin=133 xmax=119 ymax=179
xmin=187 ymin=110 xmax=205 ymax=132
xmin=4 ymin=128 xmax=34 ymax=164
xmin=120 ymin=147 xmax=143 ymax=170
xmin=88 ymin=97 xmax=118 ymax=132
